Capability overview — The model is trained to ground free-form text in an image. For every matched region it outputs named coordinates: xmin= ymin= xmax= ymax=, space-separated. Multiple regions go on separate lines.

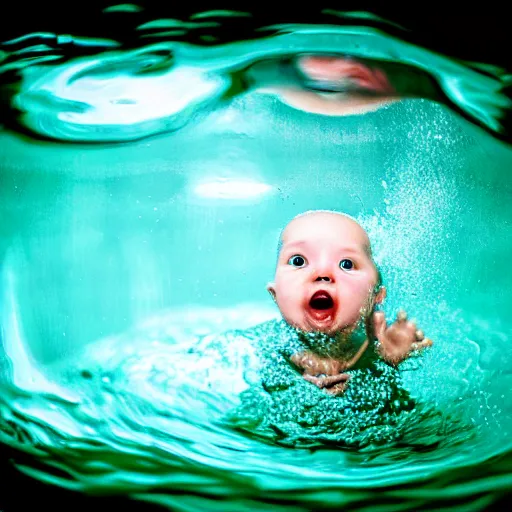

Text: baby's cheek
xmin=343 ymin=303 xmax=365 ymax=324
xmin=277 ymin=287 xmax=302 ymax=315
xmin=340 ymin=284 xmax=371 ymax=310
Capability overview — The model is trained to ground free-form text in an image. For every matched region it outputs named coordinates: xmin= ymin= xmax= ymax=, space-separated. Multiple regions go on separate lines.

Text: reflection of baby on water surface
xmin=240 ymin=53 xmax=441 ymax=118
xmin=222 ymin=211 xmax=434 ymax=447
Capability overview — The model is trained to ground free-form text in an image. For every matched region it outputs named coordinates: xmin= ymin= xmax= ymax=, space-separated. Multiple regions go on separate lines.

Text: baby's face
xmin=267 ymin=213 xmax=383 ymax=335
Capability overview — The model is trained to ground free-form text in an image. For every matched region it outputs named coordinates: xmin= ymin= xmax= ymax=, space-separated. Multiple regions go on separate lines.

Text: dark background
xmin=1 ymin=2 xmax=511 ymax=70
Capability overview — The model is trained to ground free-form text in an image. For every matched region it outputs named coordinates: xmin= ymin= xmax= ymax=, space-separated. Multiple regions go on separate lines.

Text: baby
xmin=266 ymin=209 xmax=432 ymax=395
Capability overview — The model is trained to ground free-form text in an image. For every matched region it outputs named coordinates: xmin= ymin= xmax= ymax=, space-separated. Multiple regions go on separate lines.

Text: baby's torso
xmin=222 ymin=319 xmax=415 ymax=447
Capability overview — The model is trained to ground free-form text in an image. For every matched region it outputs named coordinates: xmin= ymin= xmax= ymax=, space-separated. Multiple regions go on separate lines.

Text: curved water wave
xmin=1 ymin=16 xmax=510 ymax=142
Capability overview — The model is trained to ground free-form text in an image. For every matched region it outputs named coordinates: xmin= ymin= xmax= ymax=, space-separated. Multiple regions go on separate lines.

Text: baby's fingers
xmin=410 ymin=337 xmax=434 ymax=353
xmin=326 ymin=382 xmax=348 ymax=395
xmin=406 ymin=320 xmax=417 ymax=335
xmin=373 ymin=311 xmax=387 ymax=340
xmin=303 ymin=373 xmax=350 ymax=389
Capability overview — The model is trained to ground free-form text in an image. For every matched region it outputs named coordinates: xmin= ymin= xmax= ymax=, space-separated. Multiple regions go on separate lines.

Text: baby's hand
xmin=302 ymin=372 xmax=350 ymax=395
xmin=290 ymin=351 xmax=352 ymax=395
xmin=373 ymin=310 xmax=433 ymax=366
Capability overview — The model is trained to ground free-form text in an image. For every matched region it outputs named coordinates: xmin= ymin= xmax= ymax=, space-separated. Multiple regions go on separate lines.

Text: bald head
xmin=281 ymin=210 xmax=371 ymax=252
xmin=268 ymin=210 xmax=385 ymax=334
xmin=276 ymin=210 xmax=381 ymax=287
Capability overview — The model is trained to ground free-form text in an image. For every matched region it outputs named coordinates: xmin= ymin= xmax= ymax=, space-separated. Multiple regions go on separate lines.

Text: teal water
xmin=1 ymin=9 xmax=512 ymax=511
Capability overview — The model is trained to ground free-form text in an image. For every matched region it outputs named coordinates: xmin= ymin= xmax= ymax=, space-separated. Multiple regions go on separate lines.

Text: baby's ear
xmin=374 ymin=286 xmax=387 ymax=305
xmin=266 ymin=282 xmax=277 ymax=301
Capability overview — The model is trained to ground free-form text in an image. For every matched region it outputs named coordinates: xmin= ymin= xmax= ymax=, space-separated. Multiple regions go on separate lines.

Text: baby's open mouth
xmin=309 ymin=290 xmax=334 ymax=310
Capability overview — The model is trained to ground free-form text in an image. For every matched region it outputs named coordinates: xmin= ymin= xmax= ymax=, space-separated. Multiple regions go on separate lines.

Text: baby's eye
xmin=288 ymin=255 xmax=307 ymax=268
xmin=339 ymin=259 xmax=354 ymax=271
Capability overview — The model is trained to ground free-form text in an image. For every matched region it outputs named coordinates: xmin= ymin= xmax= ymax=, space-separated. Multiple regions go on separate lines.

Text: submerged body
xmin=223 ymin=318 xmax=418 ymax=448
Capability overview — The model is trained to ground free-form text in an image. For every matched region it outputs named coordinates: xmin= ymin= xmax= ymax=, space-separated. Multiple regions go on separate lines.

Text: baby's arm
xmin=372 ymin=310 xmax=433 ymax=366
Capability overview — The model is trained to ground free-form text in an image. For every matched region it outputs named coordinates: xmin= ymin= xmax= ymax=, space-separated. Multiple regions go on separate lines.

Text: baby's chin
xmin=287 ymin=310 xmax=357 ymax=335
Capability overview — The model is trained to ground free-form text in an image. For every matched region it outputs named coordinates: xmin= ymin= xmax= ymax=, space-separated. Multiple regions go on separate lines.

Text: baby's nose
xmin=311 ymin=258 xmax=336 ymax=283
xmin=313 ymin=269 xmax=336 ymax=283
